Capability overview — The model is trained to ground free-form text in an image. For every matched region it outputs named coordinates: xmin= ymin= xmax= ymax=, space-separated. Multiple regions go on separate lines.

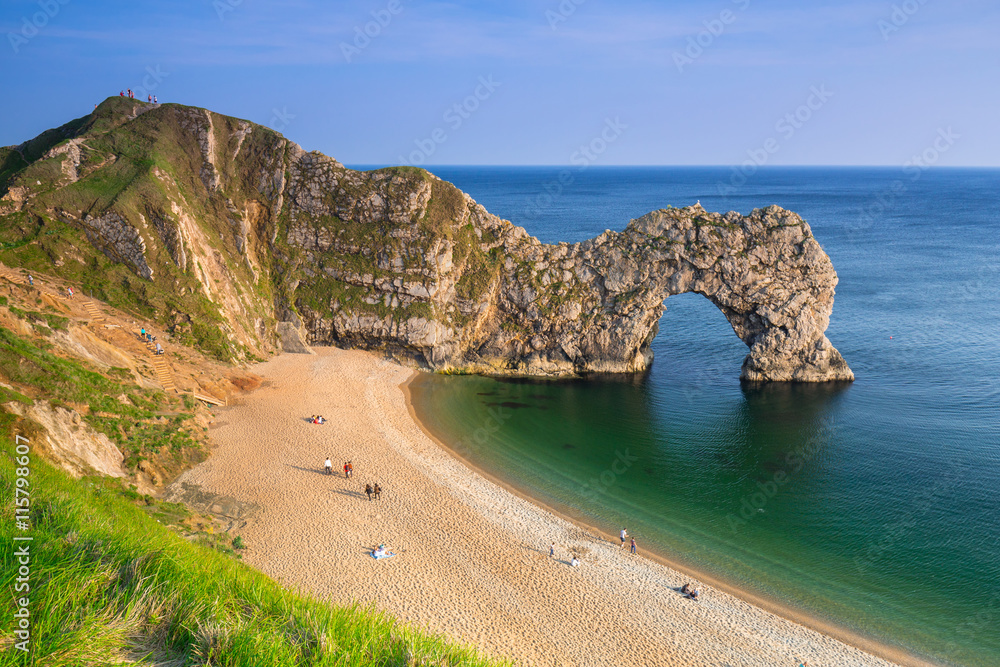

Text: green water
xmin=407 ymin=167 xmax=1000 ymax=666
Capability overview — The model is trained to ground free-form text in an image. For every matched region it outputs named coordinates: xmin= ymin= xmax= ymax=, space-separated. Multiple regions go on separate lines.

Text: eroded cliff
xmin=0 ymin=97 xmax=852 ymax=381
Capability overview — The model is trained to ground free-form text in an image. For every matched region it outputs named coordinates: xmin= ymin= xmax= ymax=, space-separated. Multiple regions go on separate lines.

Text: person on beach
xmin=346 ymin=461 xmax=353 ymax=478
xmin=343 ymin=462 xmax=349 ymax=478
xmin=373 ymin=483 xmax=381 ymax=500
xmin=365 ymin=483 xmax=373 ymax=500
xmin=570 ymin=554 xmax=580 ymax=567
xmin=324 ymin=457 xmax=332 ymax=475
xmin=620 ymin=528 xmax=627 ymax=548
xmin=550 ymin=543 xmax=555 ymax=557
xmin=630 ymin=537 xmax=636 ymax=554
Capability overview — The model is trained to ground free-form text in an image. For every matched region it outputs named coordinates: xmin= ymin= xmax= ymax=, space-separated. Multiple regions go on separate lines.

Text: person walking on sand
xmin=550 ymin=543 xmax=555 ymax=557
xmin=346 ymin=461 xmax=353 ymax=478
xmin=343 ymin=462 xmax=350 ymax=478
xmin=630 ymin=537 xmax=636 ymax=555
xmin=324 ymin=457 xmax=332 ymax=475
xmin=365 ymin=483 xmax=373 ymax=501
xmin=620 ymin=528 xmax=627 ymax=548
xmin=373 ymin=483 xmax=381 ymax=500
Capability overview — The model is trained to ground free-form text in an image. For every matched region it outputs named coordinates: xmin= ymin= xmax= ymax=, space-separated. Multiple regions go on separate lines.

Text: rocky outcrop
xmin=81 ymin=211 xmax=153 ymax=279
xmin=288 ymin=182 xmax=853 ymax=381
xmin=1 ymin=98 xmax=853 ymax=381
xmin=4 ymin=401 xmax=126 ymax=478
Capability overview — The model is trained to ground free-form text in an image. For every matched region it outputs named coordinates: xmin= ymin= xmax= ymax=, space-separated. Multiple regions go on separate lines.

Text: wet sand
xmin=170 ymin=348 xmax=905 ymax=666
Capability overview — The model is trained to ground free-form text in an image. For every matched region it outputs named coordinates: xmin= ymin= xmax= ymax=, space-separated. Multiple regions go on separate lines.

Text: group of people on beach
xmin=311 ymin=415 xmax=327 ymax=424
xmin=322 ymin=456 xmax=381 ymax=499
xmin=620 ymin=528 xmax=637 ymax=555
xmin=679 ymin=583 xmax=700 ymax=600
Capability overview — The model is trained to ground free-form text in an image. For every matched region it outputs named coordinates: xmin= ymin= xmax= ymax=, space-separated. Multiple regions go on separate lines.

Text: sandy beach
xmin=168 ymin=348 xmax=905 ymax=666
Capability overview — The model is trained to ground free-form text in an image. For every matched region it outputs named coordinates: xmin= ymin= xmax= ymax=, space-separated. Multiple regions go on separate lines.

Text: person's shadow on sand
xmin=331 ymin=488 xmax=364 ymax=499
xmin=285 ymin=464 xmax=328 ymax=476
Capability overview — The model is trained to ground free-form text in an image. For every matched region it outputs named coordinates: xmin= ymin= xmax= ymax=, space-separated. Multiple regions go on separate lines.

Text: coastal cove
xmin=179 ymin=347 xmax=901 ymax=667
xmin=398 ymin=166 xmax=1000 ymax=667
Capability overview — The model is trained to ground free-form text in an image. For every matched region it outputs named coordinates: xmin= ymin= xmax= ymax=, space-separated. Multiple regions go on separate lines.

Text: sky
xmin=1 ymin=0 xmax=998 ymax=166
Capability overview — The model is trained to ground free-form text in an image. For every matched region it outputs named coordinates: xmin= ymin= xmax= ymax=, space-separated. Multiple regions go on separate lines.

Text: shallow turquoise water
xmin=398 ymin=167 xmax=1000 ymax=666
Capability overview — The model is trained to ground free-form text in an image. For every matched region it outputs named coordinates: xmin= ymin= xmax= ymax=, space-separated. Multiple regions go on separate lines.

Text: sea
xmin=354 ymin=165 xmax=1000 ymax=666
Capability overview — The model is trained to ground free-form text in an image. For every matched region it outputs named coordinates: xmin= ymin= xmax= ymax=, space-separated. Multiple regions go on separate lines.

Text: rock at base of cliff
xmin=277 ymin=322 xmax=314 ymax=355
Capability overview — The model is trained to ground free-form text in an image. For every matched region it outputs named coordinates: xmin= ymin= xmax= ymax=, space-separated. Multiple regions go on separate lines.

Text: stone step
xmin=82 ymin=300 xmax=104 ymax=322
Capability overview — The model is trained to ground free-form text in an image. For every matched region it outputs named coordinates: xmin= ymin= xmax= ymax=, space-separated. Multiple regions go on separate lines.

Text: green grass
xmin=0 ymin=326 xmax=199 ymax=468
xmin=0 ymin=450 xmax=503 ymax=666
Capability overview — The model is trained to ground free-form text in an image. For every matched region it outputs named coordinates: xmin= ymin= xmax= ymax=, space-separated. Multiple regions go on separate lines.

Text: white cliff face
xmin=2 ymin=99 xmax=852 ymax=381
xmin=282 ymin=162 xmax=853 ymax=382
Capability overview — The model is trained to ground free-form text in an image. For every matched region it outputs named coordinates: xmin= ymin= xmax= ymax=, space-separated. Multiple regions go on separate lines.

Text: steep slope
xmin=0 ymin=97 xmax=852 ymax=381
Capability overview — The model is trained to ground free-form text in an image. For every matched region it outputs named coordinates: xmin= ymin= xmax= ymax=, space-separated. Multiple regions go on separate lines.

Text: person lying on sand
xmin=680 ymin=583 xmax=700 ymax=599
xmin=372 ymin=543 xmax=396 ymax=559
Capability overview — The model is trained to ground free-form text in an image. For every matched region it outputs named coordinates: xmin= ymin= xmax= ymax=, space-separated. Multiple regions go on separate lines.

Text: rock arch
xmin=463 ymin=204 xmax=855 ymax=382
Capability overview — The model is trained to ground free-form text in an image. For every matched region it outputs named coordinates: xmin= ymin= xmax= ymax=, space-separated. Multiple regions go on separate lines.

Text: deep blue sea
xmin=355 ymin=166 xmax=1000 ymax=666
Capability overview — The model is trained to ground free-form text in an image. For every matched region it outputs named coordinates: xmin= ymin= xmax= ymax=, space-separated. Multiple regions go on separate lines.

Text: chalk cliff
xmin=0 ymin=98 xmax=852 ymax=381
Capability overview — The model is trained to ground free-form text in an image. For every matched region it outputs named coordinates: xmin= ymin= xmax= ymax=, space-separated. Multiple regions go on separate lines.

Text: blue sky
xmin=1 ymin=0 xmax=998 ymax=166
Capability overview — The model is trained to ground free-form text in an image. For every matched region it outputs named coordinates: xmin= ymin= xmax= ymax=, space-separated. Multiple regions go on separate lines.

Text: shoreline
xmin=175 ymin=348 xmax=930 ymax=666
xmin=403 ymin=371 xmax=939 ymax=667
